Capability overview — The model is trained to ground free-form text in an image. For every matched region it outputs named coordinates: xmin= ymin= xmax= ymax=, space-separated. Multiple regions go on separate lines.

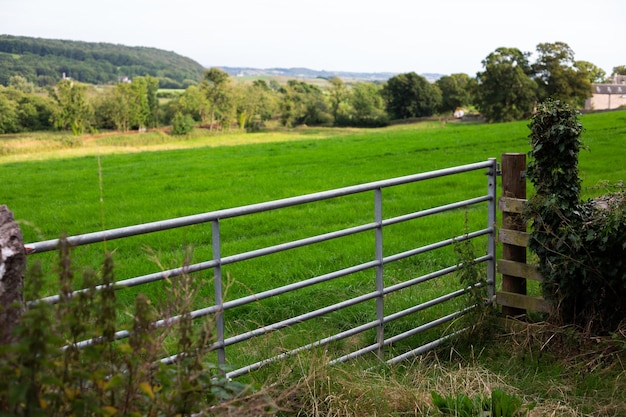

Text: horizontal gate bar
xmin=25 ymin=161 xmax=494 ymax=254
xmin=28 ymin=203 xmax=491 ymax=305
xmin=59 ymin=230 xmax=492 ymax=352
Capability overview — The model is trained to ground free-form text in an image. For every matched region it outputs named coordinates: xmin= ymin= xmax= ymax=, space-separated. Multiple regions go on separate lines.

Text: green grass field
xmin=1 ymin=111 xmax=626 ymax=415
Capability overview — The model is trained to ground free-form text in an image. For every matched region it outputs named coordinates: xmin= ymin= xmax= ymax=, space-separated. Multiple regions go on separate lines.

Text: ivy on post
xmin=526 ymin=99 xmax=626 ymax=333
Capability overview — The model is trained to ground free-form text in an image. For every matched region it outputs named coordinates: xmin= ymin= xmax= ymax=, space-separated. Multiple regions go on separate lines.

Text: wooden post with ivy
xmin=499 ymin=153 xmax=527 ymax=317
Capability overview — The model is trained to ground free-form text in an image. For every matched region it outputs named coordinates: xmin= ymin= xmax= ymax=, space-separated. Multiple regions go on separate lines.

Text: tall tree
xmin=574 ymin=61 xmax=606 ymax=84
xmin=130 ymin=77 xmax=150 ymax=129
xmin=327 ymin=77 xmax=349 ymax=123
xmin=612 ymin=65 xmax=626 ymax=76
xmin=382 ymin=72 xmax=442 ymax=119
xmin=533 ymin=42 xmax=591 ymax=106
xmin=475 ymin=47 xmax=537 ymax=122
xmin=176 ymin=85 xmax=211 ymax=124
xmin=202 ymin=67 xmax=235 ymax=130
xmin=96 ymin=83 xmax=137 ymax=132
xmin=16 ymin=93 xmax=55 ymax=131
xmin=0 ymin=91 xmax=19 ymax=134
xmin=49 ymin=79 xmax=92 ymax=135
xmin=279 ymin=80 xmax=331 ymax=127
xmin=435 ymin=73 xmax=472 ymax=114
xmin=234 ymin=80 xmax=278 ymax=130
xmin=339 ymin=82 xmax=388 ymax=127
xmin=143 ymin=75 xmax=160 ymax=128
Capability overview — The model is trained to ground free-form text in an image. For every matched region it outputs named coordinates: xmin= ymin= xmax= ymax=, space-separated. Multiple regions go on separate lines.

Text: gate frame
xmin=23 ymin=159 xmax=499 ymax=378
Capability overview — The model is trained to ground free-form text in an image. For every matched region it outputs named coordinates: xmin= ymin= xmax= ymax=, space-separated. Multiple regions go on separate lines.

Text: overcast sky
xmin=2 ymin=0 xmax=624 ymax=76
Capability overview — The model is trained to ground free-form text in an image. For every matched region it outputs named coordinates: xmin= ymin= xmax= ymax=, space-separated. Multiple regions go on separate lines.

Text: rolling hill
xmin=0 ymin=35 xmax=205 ymax=88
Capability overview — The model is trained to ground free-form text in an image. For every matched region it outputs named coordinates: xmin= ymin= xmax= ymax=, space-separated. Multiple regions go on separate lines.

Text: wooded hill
xmin=0 ymin=35 xmax=205 ymax=88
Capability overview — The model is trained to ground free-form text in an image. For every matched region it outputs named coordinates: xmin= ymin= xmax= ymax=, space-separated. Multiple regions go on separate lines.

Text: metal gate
xmin=26 ymin=159 xmax=498 ymax=378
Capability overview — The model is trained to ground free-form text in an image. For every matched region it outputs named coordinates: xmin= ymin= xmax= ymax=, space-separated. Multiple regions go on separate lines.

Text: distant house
xmin=585 ymin=74 xmax=626 ymax=110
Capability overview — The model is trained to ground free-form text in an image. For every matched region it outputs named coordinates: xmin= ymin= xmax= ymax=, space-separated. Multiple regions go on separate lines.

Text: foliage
xmin=279 ymin=80 xmax=332 ymax=127
xmin=0 ymin=34 xmax=204 ymax=88
xmin=526 ymin=99 xmax=626 ymax=333
xmin=171 ymin=112 xmax=196 ymax=135
xmin=475 ymin=47 xmax=537 ymax=123
xmin=174 ymin=84 xmax=212 ymax=124
xmin=476 ymin=42 xmax=599 ymax=122
xmin=0 ymin=86 xmax=55 ymax=133
xmin=0 ymin=241 xmax=265 ymax=416
xmin=201 ymin=67 xmax=237 ymax=130
xmin=48 ymin=79 xmax=94 ymax=135
xmin=612 ymin=65 xmax=626 ymax=76
xmin=0 ymin=92 xmax=20 ymax=134
xmin=436 ymin=73 xmax=473 ymax=114
xmin=7 ymin=75 xmax=35 ymax=94
xmin=327 ymin=76 xmax=349 ymax=123
xmin=235 ymin=80 xmax=278 ymax=131
xmin=431 ymin=388 xmax=525 ymax=416
xmin=533 ymin=42 xmax=592 ymax=108
xmin=454 ymin=233 xmax=495 ymax=342
xmin=334 ymin=82 xmax=389 ymax=127
xmin=382 ymin=72 xmax=442 ymax=119
xmin=575 ymin=60 xmax=607 ymax=84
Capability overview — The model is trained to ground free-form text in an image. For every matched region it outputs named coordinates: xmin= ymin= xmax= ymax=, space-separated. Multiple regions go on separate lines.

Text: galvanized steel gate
xmin=26 ymin=159 xmax=498 ymax=378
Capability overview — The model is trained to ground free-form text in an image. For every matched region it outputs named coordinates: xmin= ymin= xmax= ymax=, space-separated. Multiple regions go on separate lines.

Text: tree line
xmin=1 ymin=41 xmax=624 ymax=135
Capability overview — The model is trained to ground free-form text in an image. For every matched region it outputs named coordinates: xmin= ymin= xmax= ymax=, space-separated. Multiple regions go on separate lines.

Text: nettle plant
xmin=526 ymin=99 xmax=626 ymax=333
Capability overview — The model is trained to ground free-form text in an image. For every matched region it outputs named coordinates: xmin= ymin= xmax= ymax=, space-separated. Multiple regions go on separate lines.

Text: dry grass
xmin=240 ymin=320 xmax=626 ymax=416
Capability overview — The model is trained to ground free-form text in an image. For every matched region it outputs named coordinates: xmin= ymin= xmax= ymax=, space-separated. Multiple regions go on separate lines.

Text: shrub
xmin=171 ymin=111 xmax=195 ymax=136
xmin=526 ymin=99 xmax=626 ymax=333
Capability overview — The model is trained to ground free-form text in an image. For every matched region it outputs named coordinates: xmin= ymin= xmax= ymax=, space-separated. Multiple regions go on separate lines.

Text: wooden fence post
xmin=0 ymin=205 xmax=26 ymax=344
xmin=500 ymin=154 xmax=527 ymax=317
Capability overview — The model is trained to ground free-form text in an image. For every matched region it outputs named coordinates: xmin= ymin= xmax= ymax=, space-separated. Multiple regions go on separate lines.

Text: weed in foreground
xmin=0 ymin=241 xmax=286 ymax=416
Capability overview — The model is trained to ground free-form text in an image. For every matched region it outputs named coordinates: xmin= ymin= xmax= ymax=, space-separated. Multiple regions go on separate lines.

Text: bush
xmin=526 ymin=99 xmax=626 ymax=333
xmin=171 ymin=112 xmax=195 ymax=136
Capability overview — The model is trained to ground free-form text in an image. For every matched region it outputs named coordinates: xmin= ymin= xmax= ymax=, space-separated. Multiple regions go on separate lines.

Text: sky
xmin=2 ymin=0 xmax=624 ymax=76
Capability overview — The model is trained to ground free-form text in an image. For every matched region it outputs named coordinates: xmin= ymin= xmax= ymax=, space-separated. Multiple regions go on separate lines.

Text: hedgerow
xmin=526 ymin=99 xmax=626 ymax=333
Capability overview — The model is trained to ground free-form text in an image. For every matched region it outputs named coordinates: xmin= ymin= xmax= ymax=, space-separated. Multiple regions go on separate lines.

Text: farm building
xmin=585 ymin=74 xmax=626 ymax=110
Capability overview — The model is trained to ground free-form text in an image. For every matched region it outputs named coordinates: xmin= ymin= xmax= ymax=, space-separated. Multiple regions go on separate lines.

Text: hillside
xmin=0 ymin=35 xmax=205 ymax=88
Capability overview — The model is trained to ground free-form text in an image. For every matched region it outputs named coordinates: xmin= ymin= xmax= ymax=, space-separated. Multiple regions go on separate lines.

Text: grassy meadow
xmin=1 ymin=110 xmax=626 ymax=415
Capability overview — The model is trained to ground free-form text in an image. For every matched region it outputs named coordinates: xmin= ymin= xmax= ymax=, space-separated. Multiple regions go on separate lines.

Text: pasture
xmin=1 ymin=110 xmax=626 ymax=415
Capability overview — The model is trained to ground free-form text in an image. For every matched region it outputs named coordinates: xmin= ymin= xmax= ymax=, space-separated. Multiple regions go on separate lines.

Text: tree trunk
xmin=0 ymin=205 xmax=26 ymax=345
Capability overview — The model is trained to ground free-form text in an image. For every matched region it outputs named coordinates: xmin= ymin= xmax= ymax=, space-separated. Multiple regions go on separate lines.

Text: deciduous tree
xmin=234 ymin=80 xmax=278 ymax=131
xmin=612 ymin=65 xmax=626 ymax=76
xmin=201 ymin=67 xmax=235 ymax=130
xmin=435 ymin=73 xmax=472 ymax=114
xmin=336 ymin=82 xmax=388 ymax=127
xmin=475 ymin=47 xmax=537 ymax=122
xmin=49 ymin=79 xmax=93 ymax=135
xmin=327 ymin=77 xmax=349 ymax=123
xmin=96 ymin=83 xmax=136 ymax=131
xmin=0 ymin=92 xmax=19 ymax=134
xmin=382 ymin=72 xmax=442 ymax=119
xmin=574 ymin=60 xmax=606 ymax=84
xmin=279 ymin=80 xmax=331 ymax=127
xmin=8 ymin=75 xmax=35 ymax=94
xmin=176 ymin=85 xmax=211 ymax=124
xmin=533 ymin=42 xmax=591 ymax=107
